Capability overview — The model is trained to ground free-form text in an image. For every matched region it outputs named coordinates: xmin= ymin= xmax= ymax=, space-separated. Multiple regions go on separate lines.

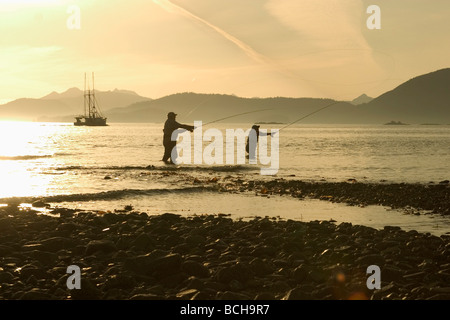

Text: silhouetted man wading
xmin=162 ymin=112 xmax=194 ymax=164
xmin=246 ymin=124 xmax=274 ymax=161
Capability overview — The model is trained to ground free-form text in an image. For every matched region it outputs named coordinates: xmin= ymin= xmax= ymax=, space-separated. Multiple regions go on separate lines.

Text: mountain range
xmin=0 ymin=88 xmax=151 ymax=122
xmin=1 ymin=68 xmax=449 ymax=124
xmin=358 ymin=68 xmax=450 ymax=124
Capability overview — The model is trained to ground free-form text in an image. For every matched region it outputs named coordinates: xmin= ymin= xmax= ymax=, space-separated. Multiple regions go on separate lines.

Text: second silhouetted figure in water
xmin=246 ymin=124 xmax=274 ymax=160
xmin=162 ymin=112 xmax=194 ymax=164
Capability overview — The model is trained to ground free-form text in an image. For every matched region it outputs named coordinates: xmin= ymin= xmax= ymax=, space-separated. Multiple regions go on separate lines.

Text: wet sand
xmin=1 ymin=179 xmax=450 ymax=300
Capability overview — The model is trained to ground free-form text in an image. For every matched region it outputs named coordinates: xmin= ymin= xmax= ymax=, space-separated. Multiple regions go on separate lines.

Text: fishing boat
xmin=74 ymin=73 xmax=108 ymax=126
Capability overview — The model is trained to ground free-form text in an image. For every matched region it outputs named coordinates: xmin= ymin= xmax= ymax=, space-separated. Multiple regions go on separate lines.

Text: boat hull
xmin=74 ymin=117 xmax=108 ymax=126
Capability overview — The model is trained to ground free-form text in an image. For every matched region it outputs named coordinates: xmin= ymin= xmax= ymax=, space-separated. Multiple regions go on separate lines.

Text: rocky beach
xmin=0 ymin=180 xmax=449 ymax=301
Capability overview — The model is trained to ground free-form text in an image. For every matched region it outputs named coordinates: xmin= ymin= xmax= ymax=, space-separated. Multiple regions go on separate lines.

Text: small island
xmin=384 ymin=120 xmax=409 ymax=125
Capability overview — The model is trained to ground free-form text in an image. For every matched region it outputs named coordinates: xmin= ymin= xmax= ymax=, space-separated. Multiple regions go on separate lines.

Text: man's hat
xmin=168 ymin=112 xmax=177 ymax=118
xmin=252 ymin=124 xmax=260 ymax=129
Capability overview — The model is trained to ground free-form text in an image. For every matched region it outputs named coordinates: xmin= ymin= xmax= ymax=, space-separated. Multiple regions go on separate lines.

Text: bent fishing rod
xmin=277 ymin=101 xmax=342 ymax=132
xmin=195 ymin=100 xmax=343 ymax=132
xmin=202 ymin=108 xmax=274 ymax=126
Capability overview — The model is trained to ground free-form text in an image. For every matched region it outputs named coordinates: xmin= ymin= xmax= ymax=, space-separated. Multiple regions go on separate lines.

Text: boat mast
xmin=92 ymin=72 xmax=96 ymax=118
xmin=84 ymin=72 xmax=87 ymax=117
xmin=88 ymin=73 xmax=93 ymax=118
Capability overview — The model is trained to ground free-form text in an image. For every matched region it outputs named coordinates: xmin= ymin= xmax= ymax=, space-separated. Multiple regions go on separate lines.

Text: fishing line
xmin=277 ymin=101 xmax=342 ymax=132
xmin=193 ymin=101 xmax=342 ymax=130
xmin=202 ymin=108 xmax=274 ymax=127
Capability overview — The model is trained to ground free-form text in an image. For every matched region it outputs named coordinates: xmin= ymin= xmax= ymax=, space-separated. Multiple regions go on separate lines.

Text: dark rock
xmin=0 ymin=218 xmax=13 ymax=231
xmin=355 ymin=254 xmax=385 ymax=266
xmin=383 ymin=226 xmax=402 ymax=232
xmin=104 ymin=274 xmax=136 ymax=290
xmin=40 ymin=237 xmax=75 ymax=252
xmin=184 ymin=277 xmax=205 ymax=290
xmin=218 ymin=291 xmax=251 ymax=300
xmin=25 ymin=250 xmax=58 ymax=266
xmin=85 ymin=239 xmax=117 ymax=255
xmin=158 ymin=213 xmax=182 ymax=222
xmin=383 ymin=266 xmax=404 ymax=282
xmin=426 ymin=293 xmax=450 ymax=300
xmin=172 ymin=243 xmax=191 ymax=255
xmin=191 ymin=291 xmax=215 ymax=300
xmin=371 ymin=283 xmax=396 ymax=300
xmin=283 ymin=288 xmax=312 ymax=300
xmin=249 ymin=258 xmax=274 ymax=277
xmin=129 ymin=293 xmax=164 ymax=300
xmin=185 ymin=234 xmax=206 ymax=245
xmin=431 ymin=287 xmax=450 ymax=293
xmin=32 ymin=200 xmax=50 ymax=208
xmin=0 ymin=271 xmax=15 ymax=284
xmin=176 ymin=289 xmax=198 ymax=300
xmin=271 ymin=280 xmax=291 ymax=293
xmin=19 ymin=288 xmax=52 ymax=300
xmin=383 ymin=292 xmax=400 ymax=300
xmin=251 ymin=244 xmax=277 ymax=257
xmin=69 ymin=278 xmax=102 ymax=300
xmin=312 ymin=286 xmax=334 ymax=299
xmin=57 ymin=223 xmax=80 ymax=233
xmin=254 ymin=292 xmax=276 ymax=300
xmin=216 ymin=262 xmax=253 ymax=284
xmin=292 ymin=265 xmax=309 ymax=282
xmin=181 ymin=260 xmax=210 ymax=278
xmin=151 ymin=253 xmax=183 ymax=277
xmin=22 ymin=243 xmax=44 ymax=251
xmin=132 ymin=233 xmax=154 ymax=252
xmin=51 ymin=208 xmax=76 ymax=218
xmin=229 ymin=279 xmax=244 ymax=291
xmin=0 ymin=245 xmax=14 ymax=255
xmin=308 ymin=268 xmax=329 ymax=283
xmin=162 ymin=234 xmax=183 ymax=247
xmin=377 ymin=240 xmax=400 ymax=250
xmin=203 ymin=281 xmax=227 ymax=292
xmin=18 ymin=265 xmax=48 ymax=280
xmin=403 ymin=271 xmax=427 ymax=279
xmin=123 ymin=250 xmax=168 ymax=274
xmin=159 ymin=272 xmax=188 ymax=288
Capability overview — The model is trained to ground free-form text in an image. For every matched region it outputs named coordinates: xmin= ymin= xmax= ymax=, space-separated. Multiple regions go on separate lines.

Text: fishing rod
xmin=186 ymin=99 xmax=342 ymax=130
xmin=277 ymin=101 xmax=342 ymax=132
xmin=202 ymin=108 xmax=274 ymax=127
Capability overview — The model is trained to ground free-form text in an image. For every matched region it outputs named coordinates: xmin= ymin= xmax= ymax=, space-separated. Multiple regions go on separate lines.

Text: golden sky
xmin=1 ymin=0 xmax=449 ymax=103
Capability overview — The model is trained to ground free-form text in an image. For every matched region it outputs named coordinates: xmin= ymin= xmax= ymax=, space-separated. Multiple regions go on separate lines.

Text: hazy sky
xmin=1 ymin=0 xmax=449 ymax=103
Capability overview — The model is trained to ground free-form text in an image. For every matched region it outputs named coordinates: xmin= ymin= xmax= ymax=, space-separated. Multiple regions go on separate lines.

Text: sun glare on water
xmin=0 ymin=121 xmax=37 ymax=157
xmin=0 ymin=121 xmax=55 ymax=199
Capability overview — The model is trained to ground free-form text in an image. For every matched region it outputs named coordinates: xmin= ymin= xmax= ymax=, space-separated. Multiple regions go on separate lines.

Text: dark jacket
xmin=163 ymin=119 xmax=194 ymax=144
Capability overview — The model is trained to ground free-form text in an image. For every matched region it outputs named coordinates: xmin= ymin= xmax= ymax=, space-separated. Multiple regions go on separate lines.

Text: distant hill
xmin=0 ymin=88 xmax=151 ymax=121
xmin=105 ymin=92 xmax=364 ymax=124
xmin=351 ymin=94 xmax=373 ymax=105
xmin=1 ymin=68 xmax=449 ymax=123
xmin=361 ymin=68 xmax=450 ymax=123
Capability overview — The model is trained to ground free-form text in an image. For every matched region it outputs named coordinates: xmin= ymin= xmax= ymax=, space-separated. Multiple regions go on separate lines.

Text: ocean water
xmin=0 ymin=121 xmax=449 ymax=235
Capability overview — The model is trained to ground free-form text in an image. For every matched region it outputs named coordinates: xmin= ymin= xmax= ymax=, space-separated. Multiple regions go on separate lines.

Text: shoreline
xmin=2 ymin=179 xmax=449 ymax=216
xmin=1 ymin=203 xmax=449 ymax=300
xmin=214 ymin=178 xmax=450 ymax=216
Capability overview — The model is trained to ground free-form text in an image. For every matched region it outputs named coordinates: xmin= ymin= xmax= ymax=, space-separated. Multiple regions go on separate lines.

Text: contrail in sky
xmin=152 ymin=0 xmax=322 ymax=97
xmin=152 ymin=0 xmax=272 ymax=66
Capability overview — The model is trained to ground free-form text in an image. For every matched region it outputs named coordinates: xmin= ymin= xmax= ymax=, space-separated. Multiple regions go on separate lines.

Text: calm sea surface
xmin=1 ymin=122 xmax=449 ymax=235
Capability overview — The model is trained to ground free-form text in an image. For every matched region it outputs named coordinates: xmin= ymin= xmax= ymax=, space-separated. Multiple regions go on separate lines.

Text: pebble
xmin=0 ymin=204 xmax=449 ymax=300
